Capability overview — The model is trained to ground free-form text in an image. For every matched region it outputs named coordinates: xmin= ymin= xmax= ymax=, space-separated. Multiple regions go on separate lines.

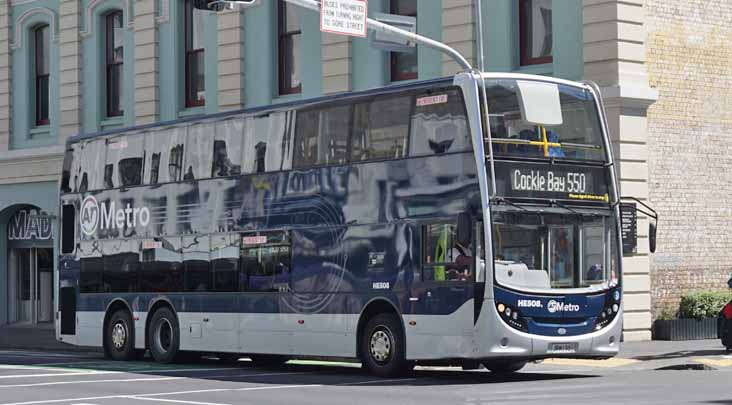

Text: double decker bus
xmin=57 ymin=71 xmax=630 ymax=377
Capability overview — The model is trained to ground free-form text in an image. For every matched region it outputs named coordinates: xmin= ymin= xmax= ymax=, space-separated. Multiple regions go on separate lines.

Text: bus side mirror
xmin=649 ymin=221 xmax=657 ymax=254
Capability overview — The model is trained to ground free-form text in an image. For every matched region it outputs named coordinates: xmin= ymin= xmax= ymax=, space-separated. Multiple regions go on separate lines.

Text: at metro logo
xmin=546 ymin=300 xmax=581 ymax=314
xmin=79 ymin=195 xmax=151 ymax=237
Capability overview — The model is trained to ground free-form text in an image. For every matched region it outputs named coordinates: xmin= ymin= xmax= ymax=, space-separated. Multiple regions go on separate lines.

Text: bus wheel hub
xmin=112 ymin=322 xmax=127 ymax=349
xmin=370 ymin=330 xmax=391 ymax=362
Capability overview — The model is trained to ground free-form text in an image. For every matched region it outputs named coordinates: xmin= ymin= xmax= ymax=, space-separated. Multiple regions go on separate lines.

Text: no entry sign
xmin=320 ymin=0 xmax=367 ymax=37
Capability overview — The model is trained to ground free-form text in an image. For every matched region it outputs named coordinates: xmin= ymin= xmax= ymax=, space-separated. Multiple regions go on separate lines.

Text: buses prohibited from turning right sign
xmin=320 ymin=0 xmax=367 ymax=37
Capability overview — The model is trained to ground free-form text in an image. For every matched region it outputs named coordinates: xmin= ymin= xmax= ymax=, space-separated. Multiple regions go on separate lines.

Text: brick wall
xmin=645 ymin=0 xmax=732 ymax=316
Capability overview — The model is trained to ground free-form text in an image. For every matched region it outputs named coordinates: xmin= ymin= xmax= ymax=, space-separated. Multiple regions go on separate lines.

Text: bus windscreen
xmin=485 ymin=79 xmax=606 ymax=162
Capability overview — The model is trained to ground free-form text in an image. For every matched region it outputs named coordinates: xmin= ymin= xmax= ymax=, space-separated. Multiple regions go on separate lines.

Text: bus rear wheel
xmin=148 ymin=307 xmax=180 ymax=363
xmin=105 ymin=310 xmax=136 ymax=361
xmin=360 ymin=313 xmax=410 ymax=378
xmin=483 ymin=360 xmax=527 ymax=374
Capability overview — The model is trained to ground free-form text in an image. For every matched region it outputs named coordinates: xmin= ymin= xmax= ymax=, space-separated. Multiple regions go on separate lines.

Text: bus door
xmin=239 ymin=231 xmax=292 ymax=355
xmin=418 ymin=214 xmax=475 ymax=334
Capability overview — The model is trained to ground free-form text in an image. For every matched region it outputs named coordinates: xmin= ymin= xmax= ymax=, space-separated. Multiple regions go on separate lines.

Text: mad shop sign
xmin=8 ymin=209 xmax=53 ymax=241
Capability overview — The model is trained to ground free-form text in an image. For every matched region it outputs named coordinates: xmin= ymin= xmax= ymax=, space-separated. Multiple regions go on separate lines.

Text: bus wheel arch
xmin=356 ymin=299 xmax=411 ymax=377
xmin=103 ymin=299 xmax=137 ymax=361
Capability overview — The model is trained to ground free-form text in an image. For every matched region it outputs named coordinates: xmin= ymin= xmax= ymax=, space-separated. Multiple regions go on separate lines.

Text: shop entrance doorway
xmin=8 ymin=248 xmax=53 ymax=324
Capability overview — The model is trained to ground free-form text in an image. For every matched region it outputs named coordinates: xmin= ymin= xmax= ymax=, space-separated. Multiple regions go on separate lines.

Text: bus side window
xmin=185 ymin=123 xmax=215 ymax=181
xmin=102 ymin=240 xmax=139 ymax=293
xmin=79 ymin=241 xmax=103 ymax=293
xmin=242 ymin=112 xmax=293 ymax=174
xmin=241 ymin=231 xmax=291 ymax=292
xmin=293 ymin=105 xmax=351 ymax=169
xmin=351 ymin=95 xmax=410 ymax=162
xmin=106 ymin=135 xmax=144 ymax=188
xmin=422 ymin=221 xmax=471 ymax=282
xmin=212 ymin=118 xmax=243 ymax=178
xmin=139 ymin=237 xmax=183 ymax=293
xmin=78 ymin=140 xmax=106 ymax=191
xmin=211 ymin=234 xmax=240 ymax=292
xmin=409 ymin=88 xmax=470 ymax=156
xmin=144 ymin=127 xmax=186 ymax=184
xmin=182 ymin=236 xmax=211 ymax=292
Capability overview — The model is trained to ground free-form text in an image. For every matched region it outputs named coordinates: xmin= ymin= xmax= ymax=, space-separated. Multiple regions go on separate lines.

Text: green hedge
xmin=679 ymin=291 xmax=732 ymax=319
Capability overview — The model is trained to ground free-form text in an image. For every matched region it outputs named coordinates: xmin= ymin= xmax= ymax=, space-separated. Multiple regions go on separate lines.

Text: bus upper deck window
xmin=410 ymin=88 xmax=470 ymax=157
xmin=351 ymin=95 xmax=410 ymax=162
xmin=212 ymin=119 xmax=244 ymax=178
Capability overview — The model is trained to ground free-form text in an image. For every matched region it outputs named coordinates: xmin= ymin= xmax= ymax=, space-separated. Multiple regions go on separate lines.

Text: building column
xmin=583 ymin=0 xmax=657 ymax=341
xmin=58 ymin=1 xmax=82 ymax=141
xmin=442 ymin=0 xmax=475 ymax=76
xmin=135 ymin=0 xmax=158 ymax=125
xmin=0 ymin=2 xmax=10 ymax=152
xmin=217 ymin=8 xmax=245 ymax=110
xmin=322 ymin=33 xmax=351 ymax=95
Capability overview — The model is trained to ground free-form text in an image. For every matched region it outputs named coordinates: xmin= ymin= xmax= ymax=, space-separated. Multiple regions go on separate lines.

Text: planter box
xmin=653 ymin=318 xmax=719 ymax=341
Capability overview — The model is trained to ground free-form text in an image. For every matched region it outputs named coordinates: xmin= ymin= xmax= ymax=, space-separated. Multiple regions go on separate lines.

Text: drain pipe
xmin=473 ymin=0 xmax=497 ymax=197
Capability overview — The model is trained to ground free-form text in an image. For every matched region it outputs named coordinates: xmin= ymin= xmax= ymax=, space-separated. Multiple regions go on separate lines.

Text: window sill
xmin=101 ymin=117 xmax=124 ymax=130
xmin=514 ymin=63 xmax=553 ymax=76
xmin=29 ymin=126 xmax=51 ymax=139
xmin=272 ymin=93 xmax=302 ymax=105
xmin=179 ymin=106 xmax=206 ymax=118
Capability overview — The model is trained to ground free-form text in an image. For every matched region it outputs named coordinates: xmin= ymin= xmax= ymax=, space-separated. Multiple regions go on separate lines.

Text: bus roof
xmin=67 ymin=76 xmax=455 ymax=144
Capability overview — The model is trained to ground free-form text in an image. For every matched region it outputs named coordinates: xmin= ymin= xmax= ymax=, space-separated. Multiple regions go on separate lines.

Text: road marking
xmin=0 ymin=371 xmax=116 ymax=380
xmin=540 ymin=357 xmax=639 ymax=368
xmin=694 ymin=357 xmax=732 ymax=368
xmin=0 ymin=377 xmax=411 ymax=404
xmin=125 ymin=396 xmax=230 ymax=405
xmin=338 ymin=378 xmax=416 ymax=385
xmin=0 ymin=376 xmax=182 ymax=389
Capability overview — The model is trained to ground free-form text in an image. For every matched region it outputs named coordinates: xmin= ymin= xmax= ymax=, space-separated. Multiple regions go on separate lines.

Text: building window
xmin=106 ymin=11 xmax=124 ymax=117
xmin=34 ymin=25 xmax=50 ymax=126
xmin=185 ymin=0 xmax=205 ymax=107
xmin=390 ymin=0 xmax=417 ymax=82
xmin=278 ymin=0 xmax=302 ymax=95
xmin=519 ymin=0 xmax=553 ymax=66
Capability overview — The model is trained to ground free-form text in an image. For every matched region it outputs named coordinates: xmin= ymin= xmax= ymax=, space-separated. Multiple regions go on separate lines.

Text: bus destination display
xmin=494 ymin=162 xmax=609 ymax=202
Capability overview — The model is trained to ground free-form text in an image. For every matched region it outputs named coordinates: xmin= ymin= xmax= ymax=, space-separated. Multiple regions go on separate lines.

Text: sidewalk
xmin=0 ymin=323 xmax=85 ymax=352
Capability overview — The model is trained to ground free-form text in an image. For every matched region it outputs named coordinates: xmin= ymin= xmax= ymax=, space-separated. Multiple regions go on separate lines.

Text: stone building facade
xmin=4 ymin=0 xmax=721 ymax=341
xmin=645 ymin=0 xmax=732 ymax=316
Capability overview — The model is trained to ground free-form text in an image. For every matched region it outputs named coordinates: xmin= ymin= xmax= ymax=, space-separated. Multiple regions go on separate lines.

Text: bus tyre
xmin=148 ymin=307 xmax=180 ymax=364
xmin=483 ymin=360 xmax=527 ymax=374
xmin=361 ymin=313 xmax=409 ymax=378
xmin=105 ymin=310 xmax=136 ymax=361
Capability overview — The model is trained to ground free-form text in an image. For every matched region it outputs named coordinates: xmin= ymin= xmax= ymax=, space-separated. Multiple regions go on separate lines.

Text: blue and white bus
xmin=57 ymin=71 xmax=631 ymax=377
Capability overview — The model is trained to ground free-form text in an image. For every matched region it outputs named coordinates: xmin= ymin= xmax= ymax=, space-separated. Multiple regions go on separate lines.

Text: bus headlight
xmin=496 ymin=302 xmax=528 ymax=332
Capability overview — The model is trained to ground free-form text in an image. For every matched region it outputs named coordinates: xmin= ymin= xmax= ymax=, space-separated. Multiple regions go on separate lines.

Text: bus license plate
xmin=548 ymin=342 xmax=578 ymax=354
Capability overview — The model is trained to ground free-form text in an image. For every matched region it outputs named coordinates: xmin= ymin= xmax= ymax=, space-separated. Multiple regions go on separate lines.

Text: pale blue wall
xmin=244 ymin=1 xmax=322 ymax=108
xmin=352 ymin=0 xmax=443 ymax=91
xmin=482 ymin=0 xmax=583 ymax=80
xmin=10 ymin=1 xmax=60 ymax=149
xmin=80 ymin=0 xmax=136 ymax=133
xmin=159 ymin=0 xmax=219 ymax=120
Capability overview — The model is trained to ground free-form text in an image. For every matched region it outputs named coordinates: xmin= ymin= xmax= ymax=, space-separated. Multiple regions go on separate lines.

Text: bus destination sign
xmin=494 ymin=162 xmax=609 ymax=202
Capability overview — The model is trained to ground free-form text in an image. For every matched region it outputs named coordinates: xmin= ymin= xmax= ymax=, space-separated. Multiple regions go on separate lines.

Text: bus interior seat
xmin=494 ymin=260 xmax=550 ymax=289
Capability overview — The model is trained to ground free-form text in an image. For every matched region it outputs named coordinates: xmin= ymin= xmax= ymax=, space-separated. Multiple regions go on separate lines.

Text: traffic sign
xmin=320 ymin=0 xmax=367 ymax=37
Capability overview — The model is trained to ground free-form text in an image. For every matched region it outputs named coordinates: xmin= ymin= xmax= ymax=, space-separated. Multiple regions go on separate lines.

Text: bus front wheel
xmin=360 ymin=313 xmax=410 ymax=378
xmin=105 ymin=310 xmax=136 ymax=361
xmin=148 ymin=307 xmax=180 ymax=363
xmin=483 ymin=360 xmax=527 ymax=374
